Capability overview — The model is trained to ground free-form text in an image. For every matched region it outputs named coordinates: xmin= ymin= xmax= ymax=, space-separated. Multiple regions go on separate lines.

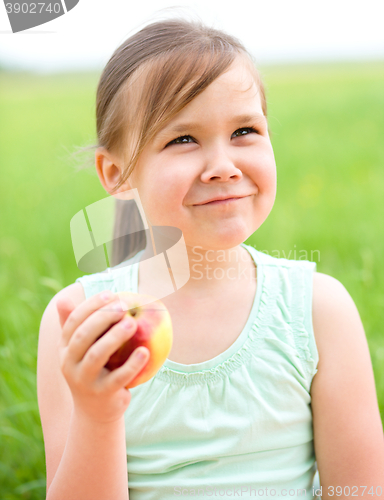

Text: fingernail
xmin=101 ymin=291 xmax=113 ymax=301
xmin=135 ymin=349 xmax=146 ymax=360
xmin=121 ymin=318 xmax=134 ymax=330
xmin=112 ymin=302 xmax=124 ymax=311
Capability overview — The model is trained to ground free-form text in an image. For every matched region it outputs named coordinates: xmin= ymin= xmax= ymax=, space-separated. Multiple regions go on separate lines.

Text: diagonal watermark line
xmin=60 ymin=0 xmax=67 ymax=13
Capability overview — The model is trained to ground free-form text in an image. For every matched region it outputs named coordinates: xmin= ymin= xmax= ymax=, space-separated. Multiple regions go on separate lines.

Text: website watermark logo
xmin=173 ymin=485 xmax=310 ymax=497
xmin=4 ymin=0 xmax=79 ymax=33
xmin=70 ymin=188 xmax=190 ymax=310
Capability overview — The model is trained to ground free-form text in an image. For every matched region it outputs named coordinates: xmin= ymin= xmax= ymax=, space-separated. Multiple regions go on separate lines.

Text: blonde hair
xmin=77 ymin=17 xmax=268 ymax=266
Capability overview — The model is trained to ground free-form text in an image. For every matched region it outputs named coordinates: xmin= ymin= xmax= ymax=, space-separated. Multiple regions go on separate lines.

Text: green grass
xmin=0 ymin=60 xmax=383 ymax=498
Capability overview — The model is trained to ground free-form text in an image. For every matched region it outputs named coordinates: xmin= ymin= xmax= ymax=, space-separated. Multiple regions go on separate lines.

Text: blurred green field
xmin=0 ymin=60 xmax=383 ymax=498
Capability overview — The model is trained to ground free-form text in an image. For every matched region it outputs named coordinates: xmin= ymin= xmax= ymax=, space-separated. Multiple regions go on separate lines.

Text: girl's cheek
xmin=257 ymin=149 xmax=276 ymax=175
xmin=248 ymin=155 xmax=275 ymax=177
xmin=251 ymin=162 xmax=276 ymax=195
xmin=162 ymin=167 xmax=194 ymax=194
xmin=262 ymin=167 xmax=277 ymax=191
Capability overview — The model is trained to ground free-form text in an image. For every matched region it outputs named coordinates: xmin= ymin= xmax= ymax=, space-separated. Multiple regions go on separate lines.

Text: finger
xmin=56 ymin=296 xmax=76 ymax=329
xmin=66 ymin=301 xmax=129 ymax=364
xmin=61 ymin=290 xmax=118 ymax=348
xmin=102 ymin=346 xmax=150 ymax=393
xmin=80 ymin=316 xmax=138 ymax=379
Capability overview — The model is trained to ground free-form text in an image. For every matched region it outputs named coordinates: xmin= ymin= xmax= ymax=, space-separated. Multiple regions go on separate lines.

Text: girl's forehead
xmin=207 ymin=58 xmax=260 ymax=96
xmin=190 ymin=70 xmax=261 ymax=109
xmin=229 ymin=54 xmax=259 ymax=80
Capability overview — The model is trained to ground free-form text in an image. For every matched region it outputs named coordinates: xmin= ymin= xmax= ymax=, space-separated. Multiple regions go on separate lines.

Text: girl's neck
xmin=138 ymin=243 xmax=256 ymax=298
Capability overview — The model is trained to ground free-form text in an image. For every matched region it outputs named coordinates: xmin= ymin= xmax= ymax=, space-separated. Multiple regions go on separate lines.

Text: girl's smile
xmin=193 ymin=195 xmax=252 ymax=206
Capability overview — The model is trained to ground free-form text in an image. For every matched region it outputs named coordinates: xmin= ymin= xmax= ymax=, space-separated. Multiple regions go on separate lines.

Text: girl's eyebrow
xmin=158 ymin=113 xmax=267 ymax=137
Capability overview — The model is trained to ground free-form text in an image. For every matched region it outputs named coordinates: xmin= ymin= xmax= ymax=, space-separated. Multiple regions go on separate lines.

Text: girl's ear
xmin=95 ymin=147 xmax=132 ymax=194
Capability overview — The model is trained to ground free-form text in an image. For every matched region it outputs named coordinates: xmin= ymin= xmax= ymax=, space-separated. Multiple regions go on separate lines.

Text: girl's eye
xmin=168 ymin=135 xmax=194 ymax=145
xmin=232 ymin=127 xmax=258 ymax=137
xmin=166 ymin=127 xmax=258 ymax=147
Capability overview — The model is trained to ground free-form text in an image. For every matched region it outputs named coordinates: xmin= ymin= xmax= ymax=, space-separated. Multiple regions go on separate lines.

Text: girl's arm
xmin=310 ymin=272 xmax=384 ymax=497
xmin=37 ymin=284 xmax=147 ymax=500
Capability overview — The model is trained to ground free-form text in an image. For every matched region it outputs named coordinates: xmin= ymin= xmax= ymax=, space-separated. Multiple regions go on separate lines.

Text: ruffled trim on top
xmin=155 ymin=248 xmax=266 ymax=385
xmin=155 ymin=276 xmax=270 ymax=385
xmin=154 ymin=244 xmax=265 ymax=385
xmin=155 ymin=249 xmax=317 ymax=388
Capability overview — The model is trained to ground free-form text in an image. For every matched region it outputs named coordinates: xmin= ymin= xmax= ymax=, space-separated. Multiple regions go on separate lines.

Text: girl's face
xmin=128 ymin=56 xmax=277 ymax=251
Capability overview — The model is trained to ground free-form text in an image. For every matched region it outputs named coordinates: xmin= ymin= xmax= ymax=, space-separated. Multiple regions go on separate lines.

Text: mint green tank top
xmin=76 ymin=242 xmax=321 ymax=499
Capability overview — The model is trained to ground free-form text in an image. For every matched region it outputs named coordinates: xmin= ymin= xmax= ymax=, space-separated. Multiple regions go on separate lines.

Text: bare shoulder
xmin=310 ymin=271 xmax=384 ymax=486
xmin=37 ymin=282 xmax=86 ymax=491
xmin=55 ymin=281 xmax=86 ymax=306
xmin=311 ymin=271 xmax=358 ymax=354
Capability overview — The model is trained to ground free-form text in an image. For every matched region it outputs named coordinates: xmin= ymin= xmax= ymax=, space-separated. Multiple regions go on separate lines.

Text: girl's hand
xmin=56 ymin=291 xmax=149 ymax=425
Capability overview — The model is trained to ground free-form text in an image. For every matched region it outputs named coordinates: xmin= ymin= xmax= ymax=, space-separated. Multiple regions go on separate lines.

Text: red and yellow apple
xmin=103 ymin=292 xmax=173 ymax=389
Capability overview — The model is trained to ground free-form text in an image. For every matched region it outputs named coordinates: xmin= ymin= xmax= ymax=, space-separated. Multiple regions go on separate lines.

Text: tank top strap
xmin=246 ymin=245 xmax=319 ymax=391
xmin=75 ymin=249 xmax=145 ymax=299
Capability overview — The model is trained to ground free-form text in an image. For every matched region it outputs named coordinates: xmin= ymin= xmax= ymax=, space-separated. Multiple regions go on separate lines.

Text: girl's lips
xmin=196 ymin=196 xmax=249 ymax=206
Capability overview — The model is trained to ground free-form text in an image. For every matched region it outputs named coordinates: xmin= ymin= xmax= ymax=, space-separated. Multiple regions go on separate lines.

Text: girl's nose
xmin=200 ymin=148 xmax=242 ymax=183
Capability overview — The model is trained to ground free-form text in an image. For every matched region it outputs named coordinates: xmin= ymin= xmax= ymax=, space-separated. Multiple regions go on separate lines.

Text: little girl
xmin=37 ymin=17 xmax=384 ymax=500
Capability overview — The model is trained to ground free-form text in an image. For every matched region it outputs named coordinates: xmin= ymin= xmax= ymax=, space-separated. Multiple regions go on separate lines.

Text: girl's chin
xmin=184 ymin=236 xmax=249 ymax=250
